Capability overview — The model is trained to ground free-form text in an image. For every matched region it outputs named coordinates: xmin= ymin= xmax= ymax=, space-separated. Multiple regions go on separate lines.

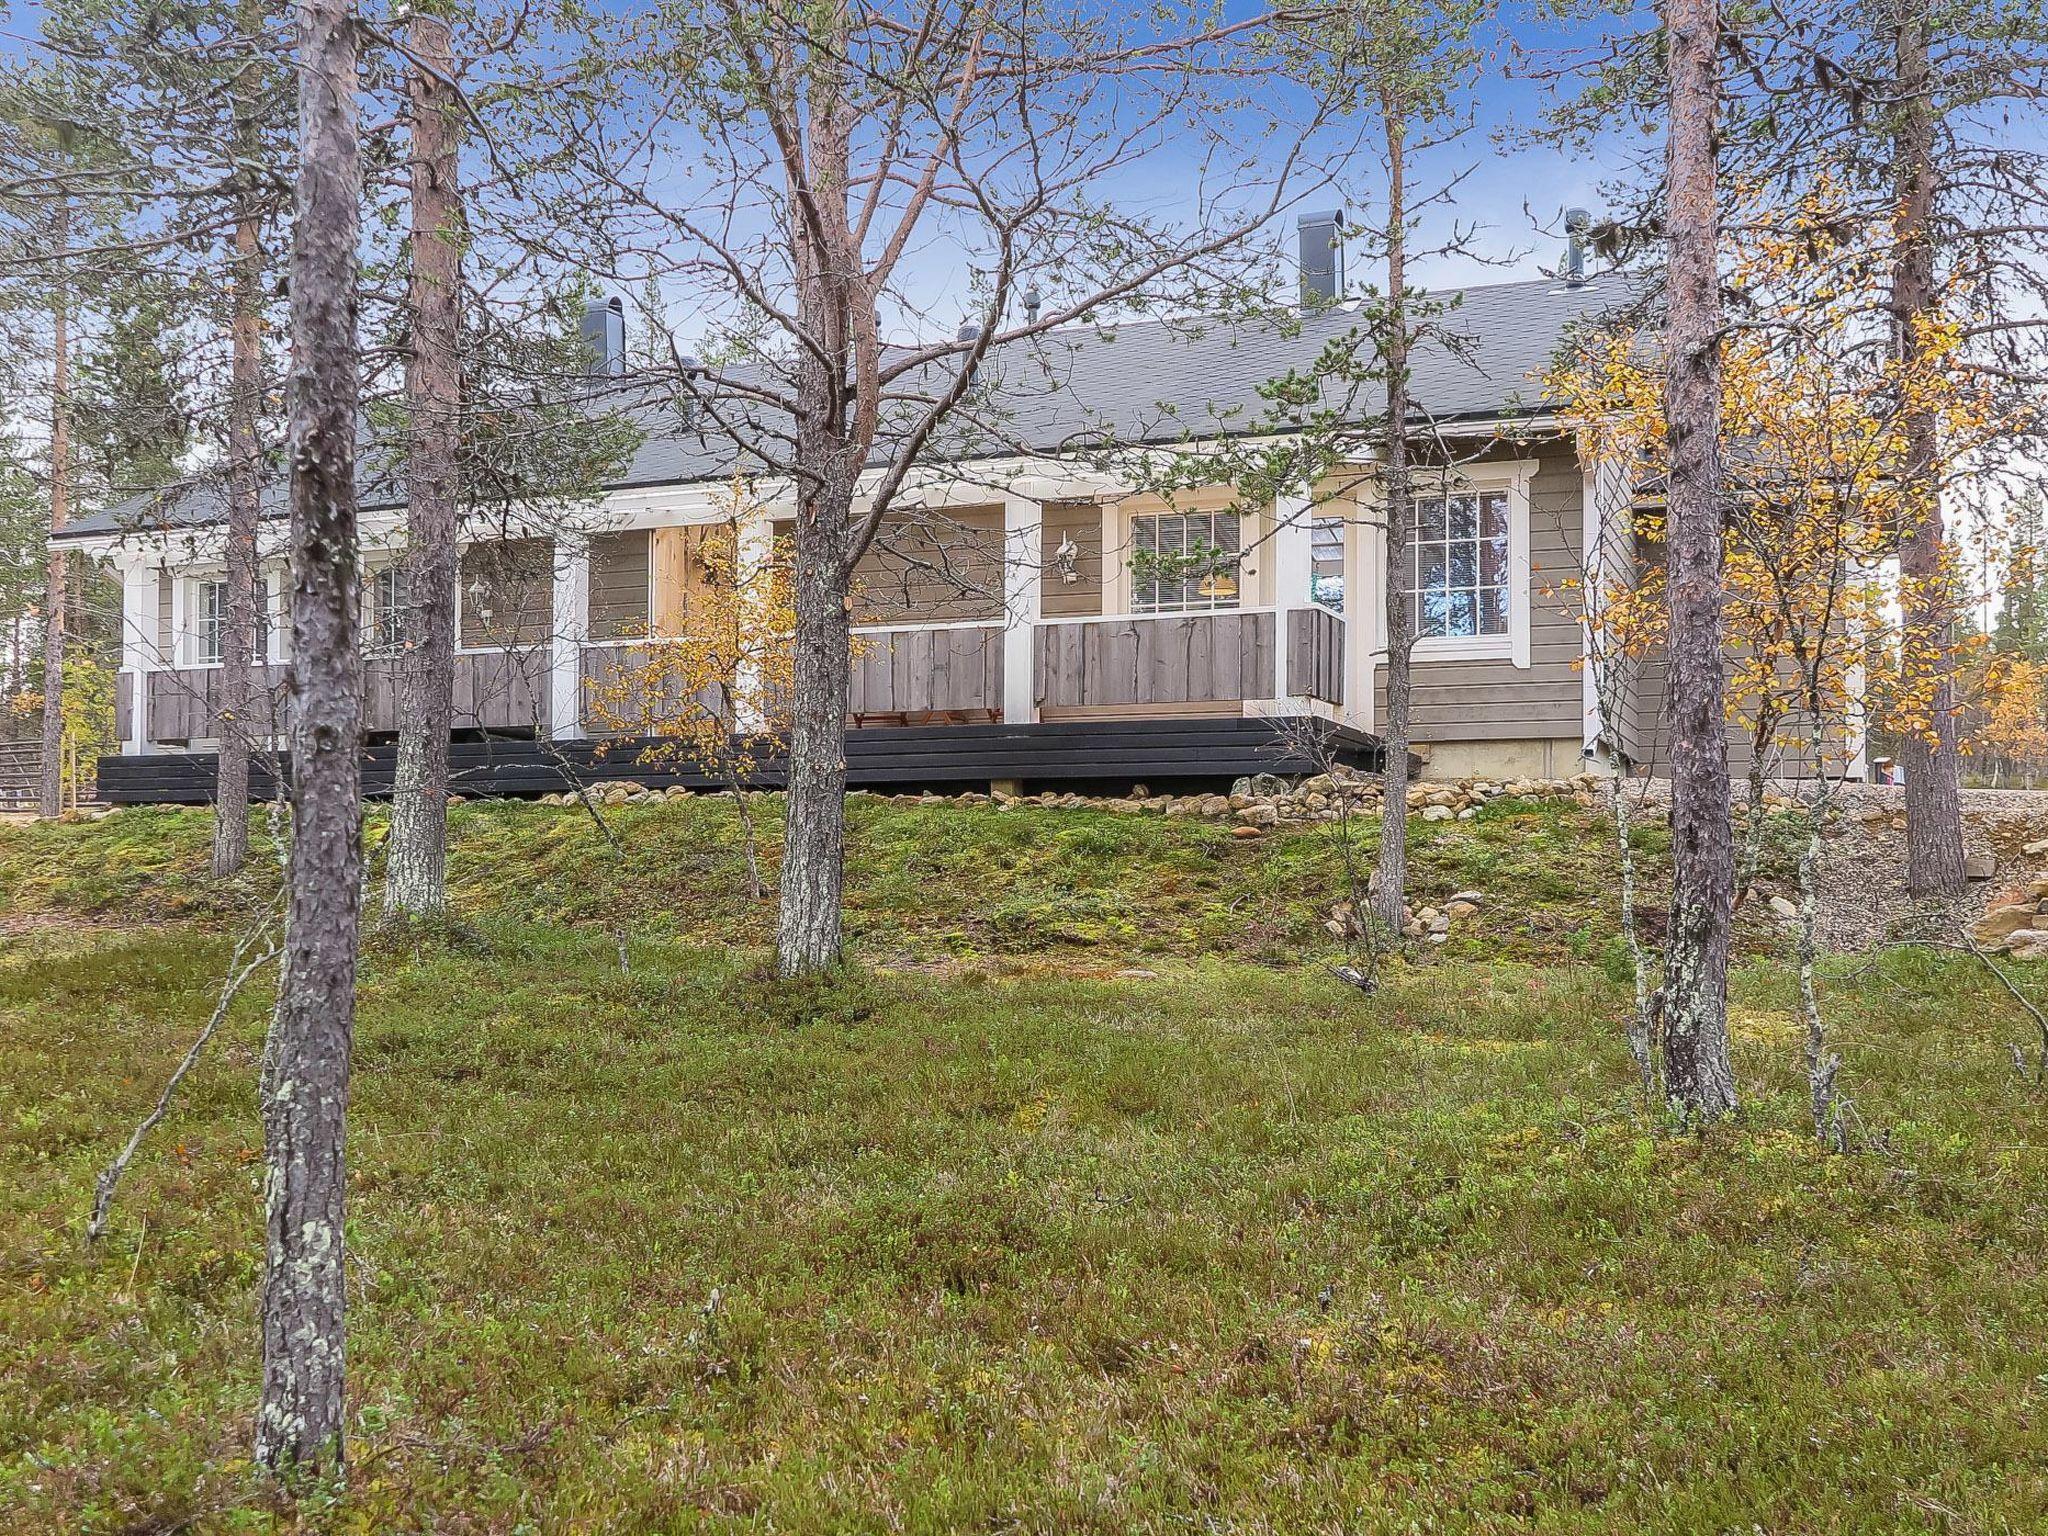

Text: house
xmin=54 ymin=228 xmax=1704 ymax=803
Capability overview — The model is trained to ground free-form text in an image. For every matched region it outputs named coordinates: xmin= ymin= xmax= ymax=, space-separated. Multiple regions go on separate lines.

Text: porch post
xmin=550 ymin=533 xmax=589 ymax=740
xmin=733 ymin=512 xmax=773 ymax=733
xmin=1269 ymin=491 xmax=1314 ymax=704
xmin=1001 ymin=492 xmax=1041 ymax=725
xmin=119 ymin=557 xmax=154 ymax=755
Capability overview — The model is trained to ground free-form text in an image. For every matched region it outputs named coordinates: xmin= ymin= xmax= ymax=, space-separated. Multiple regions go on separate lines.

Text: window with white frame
xmin=1407 ymin=489 xmax=1511 ymax=641
xmin=369 ymin=564 xmax=410 ymax=653
xmin=193 ymin=579 xmax=226 ymax=665
xmin=1130 ymin=509 xmax=1241 ymax=614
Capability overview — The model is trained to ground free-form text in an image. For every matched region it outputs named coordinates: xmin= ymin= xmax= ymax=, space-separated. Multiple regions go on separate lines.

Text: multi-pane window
xmin=1131 ymin=510 xmax=1241 ymax=614
xmin=370 ymin=564 xmax=411 ymax=652
xmin=1407 ymin=490 xmax=1511 ymax=640
xmin=194 ymin=579 xmax=226 ymax=665
xmin=1311 ymin=516 xmax=1345 ymax=612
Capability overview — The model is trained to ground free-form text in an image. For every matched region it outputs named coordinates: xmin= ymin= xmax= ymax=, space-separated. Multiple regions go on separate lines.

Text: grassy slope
xmin=2 ymin=801 xmax=2044 ymax=1533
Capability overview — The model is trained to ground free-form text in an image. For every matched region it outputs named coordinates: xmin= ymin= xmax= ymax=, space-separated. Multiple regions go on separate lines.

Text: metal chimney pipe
xmin=1297 ymin=210 xmax=1345 ymax=307
xmin=580 ymin=296 xmax=626 ymax=377
xmin=1564 ymin=208 xmax=1591 ymax=287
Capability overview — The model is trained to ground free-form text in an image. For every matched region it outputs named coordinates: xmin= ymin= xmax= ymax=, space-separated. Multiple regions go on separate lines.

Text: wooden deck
xmin=96 ymin=717 xmax=1386 ymax=805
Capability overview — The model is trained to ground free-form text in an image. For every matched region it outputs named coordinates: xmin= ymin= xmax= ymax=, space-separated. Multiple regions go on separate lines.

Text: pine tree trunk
xmin=1656 ymin=0 xmax=1738 ymax=1120
xmin=214 ymin=103 xmax=265 ymax=875
xmin=777 ymin=477 xmax=853 ymax=976
xmin=1890 ymin=1 xmax=1967 ymax=898
xmin=37 ymin=198 xmax=70 ymax=819
xmin=256 ymin=0 xmax=362 ymax=1478
xmin=1369 ymin=107 xmax=1413 ymax=933
xmin=384 ymin=11 xmax=461 ymax=922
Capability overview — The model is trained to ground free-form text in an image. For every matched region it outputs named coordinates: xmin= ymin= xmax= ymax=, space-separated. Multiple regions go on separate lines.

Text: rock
xmin=1456 ymin=807 xmax=1476 ymax=820
xmin=602 ymin=786 xmax=630 ymax=807
xmin=1237 ymin=803 xmax=1280 ymax=827
xmin=1768 ymin=894 xmax=1799 ymax=920
xmin=1230 ymin=824 xmax=1263 ymax=840
xmin=1420 ymin=804 xmax=1454 ymax=823
xmin=1444 ymin=899 xmax=1479 ymax=919
xmin=1965 ymin=852 xmax=1998 ymax=881
xmin=2007 ymin=930 xmax=2048 ymax=960
xmin=1973 ymin=904 xmax=2041 ymax=943
xmin=1130 ymin=783 xmax=1150 ymax=799
xmin=1445 ymin=891 xmax=1484 ymax=908
xmin=2024 ymin=838 xmax=2048 ymax=857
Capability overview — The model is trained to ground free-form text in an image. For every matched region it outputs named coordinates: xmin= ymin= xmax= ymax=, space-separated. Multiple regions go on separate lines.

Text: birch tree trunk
xmin=384 ymin=11 xmax=461 ymax=921
xmin=256 ymin=0 xmax=362 ymax=1476
xmin=214 ymin=54 xmax=266 ymax=874
xmin=37 ymin=197 xmax=70 ymax=819
xmin=1890 ymin=0 xmax=1967 ymax=898
xmin=1369 ymin=107 xmax=1413 ymax=932
xmin=1656 ymin=0 xmax=1738 ymax=1119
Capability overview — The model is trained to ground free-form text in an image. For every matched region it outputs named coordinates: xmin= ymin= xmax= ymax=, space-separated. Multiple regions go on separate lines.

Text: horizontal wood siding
xmin=1036 ymin=611 xmax=1276 ymax=710
xmin=1374 ymin=445 xmax=1586 ymax=745
xmin=588 ymin=530 xmax=650 ymax=640
xmin=100 ymin=717 xmax=1389 ymax=804
xmin=1285 ymin=607 xmax=1345 ymax=704
xmin=1040 ymin=501 xmax=1104 ymax=618
xmin=849 ymin=625 xmax=1004 ymax=717
xmin=852 ymin=509 xmax=1005 ymax=624
xmin=460 ymin=538 xmax=555 ymax=648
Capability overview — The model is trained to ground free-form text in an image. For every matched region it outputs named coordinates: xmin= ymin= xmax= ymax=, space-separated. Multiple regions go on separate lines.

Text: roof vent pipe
xmin=1564 ymin=208 xmax=1591 ymax=287
xmin=956 ymin=319 xmax=984 ymax=389
xmin=1022 ymin=286 xmax=1042 ymax=326
xmin=580 ymin=296 xmax=626 ymax=378
xmin=1297 ymin=210 xmax=1345 ymax=308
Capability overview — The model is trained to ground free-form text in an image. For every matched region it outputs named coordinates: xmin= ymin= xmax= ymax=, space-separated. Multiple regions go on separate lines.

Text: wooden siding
xmin=852 ymin=509 xmax=1005 ymax=625
xmin=1286 ymin=607 xmax=1345 ymax=704
xmin=100 ymin=717 xmax=1388 ymax=804
xmin=1040 ymin=501 xmax=1104 ymax=618
xmin=849 ymin=624 xmax=1004 ymax=718
xmin=1035 ymin=611 xmax=1277 ymax=711
xmin=579 ymin=642 xmax=726 ymax=735
xmin=144 ymin=651 xmax=548 ymax=744
xmin=460 ymin=538 xmax=554 ymax=648
xmin=588 ymin=531 xmax=650 ymax=640
xmin=115 ymin=671 xmax=134 ymax=742
xmin=1374 ymin=446 xmax=1587 ymax=744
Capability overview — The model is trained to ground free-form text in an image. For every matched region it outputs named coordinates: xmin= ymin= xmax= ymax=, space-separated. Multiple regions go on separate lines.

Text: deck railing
xmin=137 ymin=650 xmax=551 ymax=745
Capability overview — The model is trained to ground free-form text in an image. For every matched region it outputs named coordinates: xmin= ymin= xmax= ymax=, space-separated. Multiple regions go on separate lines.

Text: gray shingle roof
xmin=59 ymin=272 xmax=1632 ymax=542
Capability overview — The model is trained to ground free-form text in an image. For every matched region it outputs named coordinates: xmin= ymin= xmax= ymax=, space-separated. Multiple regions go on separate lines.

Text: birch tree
xmin=255 ymin=0 xmax=362 ymax=1476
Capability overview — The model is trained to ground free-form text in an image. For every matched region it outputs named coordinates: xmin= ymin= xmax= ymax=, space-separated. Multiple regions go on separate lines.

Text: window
xmin=370 ymin=564 xmax=410 ymax=653
xmin=1311 ymin=516 xmax=1345 ymax=612
xmin=1408 ymin=490 xmax=1511 ymax=641
xmin=194 ymin=579 xmax=226 ymax=665
xmin=1131 ymin=509 xmax=1240 ymax=614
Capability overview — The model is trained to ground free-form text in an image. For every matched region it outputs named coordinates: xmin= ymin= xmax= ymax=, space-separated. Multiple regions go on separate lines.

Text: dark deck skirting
xmin=97 ymin=718 xmax=1386 ymax=805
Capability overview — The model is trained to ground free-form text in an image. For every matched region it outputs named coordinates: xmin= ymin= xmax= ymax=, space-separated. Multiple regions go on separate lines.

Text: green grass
xmin=2 ymin=802 xmax=2044 ymax=1531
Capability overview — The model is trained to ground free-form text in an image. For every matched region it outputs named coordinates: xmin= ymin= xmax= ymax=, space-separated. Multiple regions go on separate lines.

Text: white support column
xmin=733 ymin=512 xmax=773 ymax=733
xmin=550 ymin=534 xmax=589 ymax=740
xmin=1001 ymin=492 xmax=1042 ymax=725
xmin=1269 ymin=491 xmax=1314 ymax=704
xmin=1343 ymin=486 xmax=1376 ymax=734
xmin=119 ymin=558 xmax=154 ymax=755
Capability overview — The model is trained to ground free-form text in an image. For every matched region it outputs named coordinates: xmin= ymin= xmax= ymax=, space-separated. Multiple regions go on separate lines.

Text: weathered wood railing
xmin=849 ymin=623 xmax=1004 ymax=720
xmin=1285 ymin=606 xmax=1345 ymax=706
xmin=138 ymin=650 xmax=551 ymax=744
xmin=1035 ymin=610 xmax=1278 ymax=712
